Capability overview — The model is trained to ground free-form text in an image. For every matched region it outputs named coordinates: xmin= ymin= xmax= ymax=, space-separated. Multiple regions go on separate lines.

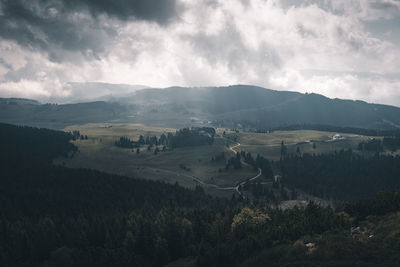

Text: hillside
xmin=2 ymin=122 xmax=400 ymax=266
xmin=0 ymin=100 xmax=130 ymax=129
xmin=118 ymin=85 xmax=302 ymax=114
xmin=213 ymin=91 xmax=400 ymax=129
xmin=2 ymin=85 xmax=400 ymax=130
xmin=125 ymin=85 xmax=400 ymax=129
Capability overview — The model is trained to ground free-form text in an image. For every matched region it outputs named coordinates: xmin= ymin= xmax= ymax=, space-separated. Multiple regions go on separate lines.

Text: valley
xmin=3 ymin=85 xmax=400 ymax=130
xmin=3 ymin=85 xmax=400 ymax=266
xmin=58 ymin=123 xmax=376 ymax=203
xmin=3 ymin=1 xmax=400 ymax=264
xmin=3 ymin=120 xmax=400 ymax=266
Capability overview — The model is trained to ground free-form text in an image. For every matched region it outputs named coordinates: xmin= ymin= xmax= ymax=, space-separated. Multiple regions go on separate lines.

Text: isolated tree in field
xmin=226 ymin=154 xmax=242 ymax=169
xmin=280 ymin=141 xmax=287 ymax=157
xmin=159 ymin=133 xmax=167 ymax=145
xmin=236 ymin=152 xmax=241 ymax=161
xmin=244 ymin=152 xmax=254 ymax=165
xmin=150 ymin=136 xmax=158 ymax=146
xmin=138 ymin=135 xmax=145 ymax=144
xmin=71 ymin=130 xmax=80 ymax=140
xmin=167 ymin=132 xmax=173 ymax=145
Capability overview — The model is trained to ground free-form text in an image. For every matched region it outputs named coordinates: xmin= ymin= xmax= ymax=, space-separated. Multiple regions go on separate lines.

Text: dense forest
xmin=357 ymin=135 xmax=400 ymax=152
xmin=271 ymin=124 xmax=400 ymax=136
xmin=0 ymin=122 xmax=77 ymax=165
xmin=228 ymin=122 xmax=400 ymax=137
xmin=279 ymin=149 xmax=400 ymax=200
xmin=2 ymin=123 xmax=400 ymax=266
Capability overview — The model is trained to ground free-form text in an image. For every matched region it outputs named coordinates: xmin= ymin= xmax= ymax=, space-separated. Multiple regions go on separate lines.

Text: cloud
xmin=281 ymin=0 xmax=400 ymax=21
xmin=271 ymin=69 xmax=400 ymax=106
xmin=0 ymin=0 xmax=400 ymax=106
xmin=64 ymin=0 xmax=181 ymax=23
xmin=0 ymin=0 xmax=181 ymax=59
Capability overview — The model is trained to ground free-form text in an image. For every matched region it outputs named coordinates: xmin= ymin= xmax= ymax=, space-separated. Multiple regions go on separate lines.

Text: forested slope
xmin=1 ymin=123 xmax=400 ymax=266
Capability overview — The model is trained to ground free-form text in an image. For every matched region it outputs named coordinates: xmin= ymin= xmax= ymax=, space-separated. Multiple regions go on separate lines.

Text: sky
xmin=0 ymin=0 xmax=400 ymax=105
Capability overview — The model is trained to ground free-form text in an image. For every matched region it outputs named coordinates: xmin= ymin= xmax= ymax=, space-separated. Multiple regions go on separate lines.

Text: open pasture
xmin=59 ymin=124 xmax=378 ymax=196
xmin=60 ymin=123 xmax=259 ymax=197
xmin=227 ymin=130 xmax=374 ymax=160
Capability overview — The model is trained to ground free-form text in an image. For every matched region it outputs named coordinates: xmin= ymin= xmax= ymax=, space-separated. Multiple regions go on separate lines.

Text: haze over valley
xmin=2 ymin=84 xmax=400 ymax=131
xmin=2 ymin=0 xmax=400 ymax=266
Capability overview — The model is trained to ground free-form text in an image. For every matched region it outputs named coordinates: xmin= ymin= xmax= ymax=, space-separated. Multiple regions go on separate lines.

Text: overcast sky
xmin=0 ymin=0 xmax=400 ymax=105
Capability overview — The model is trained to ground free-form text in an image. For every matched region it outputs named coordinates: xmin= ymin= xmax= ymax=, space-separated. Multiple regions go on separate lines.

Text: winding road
xmin=189 ymin=139 xmax=262 ymax=195
xmin=162 ymin=134 xmax=335 ymax=203
xmin=149 ymin=139 xmax=262 ymax=196
xmin=227 ymin=140 xmax=262 ymax=194
xmin=147 ymin=134 xmax=342 ymax=196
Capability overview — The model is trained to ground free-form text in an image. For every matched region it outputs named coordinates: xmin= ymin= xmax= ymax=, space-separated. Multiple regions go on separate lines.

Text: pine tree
xmin=280 ymin=141 xmax=287 ymax=157
xmin=139 ymin=135 xmax=145 ymax=144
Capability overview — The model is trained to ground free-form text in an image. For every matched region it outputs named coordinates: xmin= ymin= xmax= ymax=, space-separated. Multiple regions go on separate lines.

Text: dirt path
xmin=147 ymin=140 xmax=263 ymax=196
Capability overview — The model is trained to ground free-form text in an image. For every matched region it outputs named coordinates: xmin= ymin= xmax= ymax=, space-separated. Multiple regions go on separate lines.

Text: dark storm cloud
xmin=0 ymin=1 xmax=111 ymax=59
xmin=369 ymin=1 xmax=400 ymax=11
xmin=64 ymin=0 xmax=180 ymax=23
xmin=0 ymin=0 xmax=180 ymax=60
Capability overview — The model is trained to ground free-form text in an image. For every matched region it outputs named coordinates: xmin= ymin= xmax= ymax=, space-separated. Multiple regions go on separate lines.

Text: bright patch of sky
xmin=0 ymin=0 xmax=399 ymax=106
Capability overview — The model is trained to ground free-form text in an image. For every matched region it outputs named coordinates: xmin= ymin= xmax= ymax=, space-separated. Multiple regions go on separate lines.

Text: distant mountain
xmin=121 ymin=85 xmax=400 ymax=129
xmin=50 ymin=82 xmax=149 ymax=103
xmin=0 ymin=100 xmax=129 ymax=129
xmin=0 ymin=97 xmax=41 ymax=105
xmin=1 ymin=84 xmax=400 ymax=130
xmin=118 ymin=85 xmax=302 ymax=114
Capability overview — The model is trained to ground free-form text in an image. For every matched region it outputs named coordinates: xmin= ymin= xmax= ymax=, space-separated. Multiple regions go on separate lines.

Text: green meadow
xmin=59 ymin=124 xmax=377 ymax=196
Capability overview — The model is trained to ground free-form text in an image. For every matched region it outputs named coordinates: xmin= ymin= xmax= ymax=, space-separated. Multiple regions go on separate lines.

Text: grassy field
xmin=60 ymin=123 xmax=259 ymax=197
xmin=58 ymin=124 xmax=378 ymax=197
xmin=226 ymin=130 xmax=374 ymax=160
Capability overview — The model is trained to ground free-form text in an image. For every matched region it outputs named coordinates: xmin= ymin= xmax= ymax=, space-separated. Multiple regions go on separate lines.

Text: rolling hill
xmin=122 ymin=85 xmax=400 ymax=129
xmin=1 ymin=84 xmax=400 ymax=130
xmin=0 ymin=98 xmax=130 ymax=129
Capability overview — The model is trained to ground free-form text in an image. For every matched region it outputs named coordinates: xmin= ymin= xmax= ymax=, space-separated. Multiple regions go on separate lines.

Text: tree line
xmin=115 ymin=127 xmax=216 ymax=150
xmin=278 ymin=149 xmax=400 ymax=200
xmin=269 ymin=123 xmax=400 ymax=136
xmin=357 ymin=135 xmax=400 ymax=152
xmin=2 ymin=123 xmax=400 ymax=266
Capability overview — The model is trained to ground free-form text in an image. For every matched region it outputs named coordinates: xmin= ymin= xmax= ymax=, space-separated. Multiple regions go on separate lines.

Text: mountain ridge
xmin=1 ymin=84 xmax=400 ymax=130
